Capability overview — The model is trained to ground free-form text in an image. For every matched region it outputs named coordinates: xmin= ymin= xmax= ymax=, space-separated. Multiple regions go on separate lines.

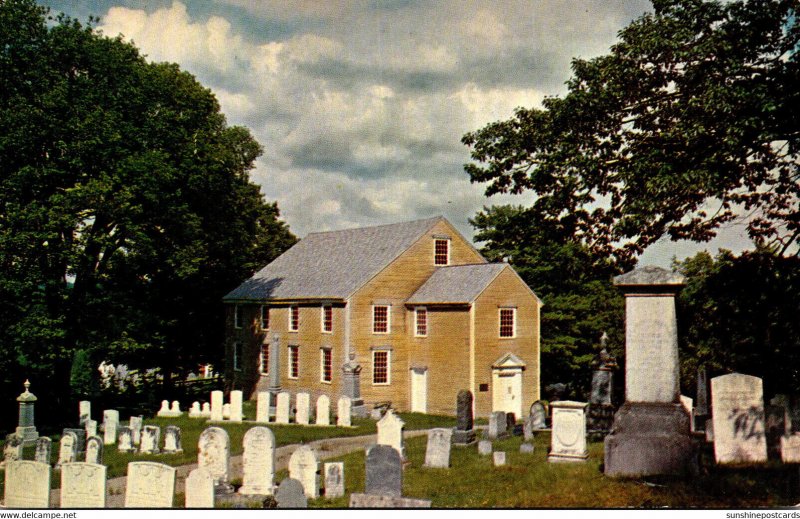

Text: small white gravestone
xmin=288 ymin=445 xmax=319 ymax=499
xmin=79 ymin=401 xmax=91 ymax=426
xmin=230 ymin=390 xmax=243 ymax=422
xmin=711 ymin=373 xmax=767 ymax=464
xmin=201 ymin=402 xmax=211 ymax=417
xmin=222 ymin=403 xmax=231 ymax=419
xmin=34 ymin=437 xmax=52 ymax=465
xmin=198 ymin=426 xmax=231 ymax=491
xmin=139 ymin=425 xmax=160 ymax=454
xmin=296 ymin=393 xmax=310 ymax=425
xmin=337 ymin=396 xmax=352 ymax=427
xmin=124 ymin=462 xmax=176 ymax=508
xmin=163 ymin=426 xmax=182 ymax=454
xmin=85 ymin=436 xmax=103 ymax=464
xmin=4 ymin=460 xmax=51 ymax=508
xmin=60 ymin=462 xmax=107 ymax=508
xmin=129 ymin=416 xmax=143 ymax=446
xmin=781 ymin=434 xmax=800 ymax=463
xmin=276 ymin=392 xmax=291 ymax=424
xmin=324 ymin=462 xmax=345 ymax=499
xmin=423 ymin=428 xmax=452 ymax=468
xmin=156 ymin=400 xmax=170 ymax=417
xmin=118 ymin=427 xmax=135 ymax=452
xmin=548 ymin=401 xmax=589 ymax=462
xmin=376 ymin=409 xmax=405 ymax=458
xmin=57 ymin=432 xmax=78 ymax=467
xmin=256 ymin=392 xmax=271 ymax=423
xmin=103 ymin=410 xmax=119 ymax=445
xmin=170 ymin=400 xmax=181 ymax=415
xmin=84 ymin=419 xmax=97 ymax=438
xmin=493 ymin=451 xmax=506 ymax=466
xmin=189 ymin=402 xmax=202 ymax=418
xmin=185 ymin=467 xmax=215 ymax=508
xmin=478 ymin=440 xmax=492 ymax=455
xmin=316 ymin=395 xmax=331 ymax=426
xmin=239 ymin=426 xmax=276 ymax=495
xmin=210 ymin=390 xmax=224 ymax=421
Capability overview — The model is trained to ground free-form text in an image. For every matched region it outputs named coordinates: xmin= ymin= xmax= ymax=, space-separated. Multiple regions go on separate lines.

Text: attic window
xmin=499 ymin=308 xmax=516 ymax=338
xmin=289 ymin=306 xmax=299 ymax=332
xmin=415 ymin=307 xmax=427 ymax=337
xmin=322 ymin=305 xmax=333 ymax=333
xmin=373 ymin=305 xmax=390 ymax=334
xmin=434 ymin=239 xmax=450 ymax=266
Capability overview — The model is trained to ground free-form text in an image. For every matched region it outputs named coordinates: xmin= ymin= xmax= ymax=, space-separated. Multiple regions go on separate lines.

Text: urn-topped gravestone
xmin=16 ymin=380 xmax=39 ymax=445
xmin=604 ymin=266 xmax=694 ymax=477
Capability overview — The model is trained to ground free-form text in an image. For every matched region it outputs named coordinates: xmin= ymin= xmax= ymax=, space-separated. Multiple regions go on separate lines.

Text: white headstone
xmin=276 ymin=392 xmax=290 ymax=424
xmin=238 ymin=426 xmax=276 ymax=495
xmin=288 ymin=445 xmax=319 ymax=498
xmin=79 ymin=401 xmax=91 ymax=426
xmin=198 ymin=426 xmax=231 ymax=489
xmin=85 ymin=435 xmax=103 ymax=464
xmin=3 ymin=434 xmax=22 ymax=464
xmin=201 ymin=402 xmax=211 ymax=417
xmin=139 ymin=425 xmax=160 ymax=454
xmin=229 ymin=390 xmax=243 ymax=422
xmin=185 ymin=467 xmax=215 ymax=508
xmin=156 ymin=400 xmax=170 ymax=417
xmin=324 ymin=462 xmax=345 ymax=498
xmin=189 ymin=402 xmax=202 ymax=418
xmin=34 ymin=437 xmax=52 ymax=465
xmin=337 ymin=396 xmax=352 ymax=427
xmin=4 ymin=460 xmax=51 ymax=508
xmin=316 ymin=395 xmax=331 ymax=426
xmin=296 ymin=393 xmax=310 ymax=425
xmin=423 ymin=428 xmax=452 ymax=468
xmin=210 ymin=390 xmax=224 ymax=421
xmin=103 ymin=410 xmax=119 ymax=445
xmin=170 ymin=400 xmax=181 ymax=414
xmin=57 ymin=432 xmax=78 ymax=466
xmin=548 ymin=401 xmax=589 ymax=462
xmin=376 ymin=409 xmax=405 ymax=458
xmin=118 ymin=427 xmax=134 ymax=452
xmin=163 ymin=426 xmax=182 ymax=454
xmin=222 ymin=403 xmax=231 ymax=419
xmin=124 ymin=462 xmax=176 ymax=508
xmin=256 ymin=392 xmax=271 ymax=423
xmin=84 ymin=419 xmax=97 ymax=438
xmin=129 ymin=416 xmax=143 ymax=445
xmin=711 ymin=373 xmax=767 ymax=464
xmin=493 ymin=451 xmax=506 ymax=466
xmin=60 ymin=462 xmax=107 ymax=508
xmin=782 ymin=434 xmax=800 ymax=463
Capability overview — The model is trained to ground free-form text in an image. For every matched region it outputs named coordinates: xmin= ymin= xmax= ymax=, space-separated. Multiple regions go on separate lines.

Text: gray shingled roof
xmin=406 ymin=263 xmax=507 ymax=304
xmin=224 ymin=216 xmax=444 ymax=301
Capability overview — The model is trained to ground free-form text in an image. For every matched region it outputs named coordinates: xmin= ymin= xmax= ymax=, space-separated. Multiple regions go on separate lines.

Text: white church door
xmin=410 ymin=367 xmax=428 ymax=413
xmin=492 ymin=353 xmax=525 ymax=419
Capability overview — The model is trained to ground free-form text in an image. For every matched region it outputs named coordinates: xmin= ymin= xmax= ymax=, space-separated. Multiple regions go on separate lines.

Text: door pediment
xmin=492 ymin=352 xmax=525 ymax=371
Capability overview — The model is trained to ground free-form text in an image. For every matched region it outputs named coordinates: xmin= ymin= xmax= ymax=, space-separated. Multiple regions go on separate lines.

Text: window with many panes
xmin=372 ymin=350 xmax=390 ymax=385
xmin=322 ymin=305 xmax=333 ymax=333
xmin=288 ymin=345 xmax=299 ymax=379
xmin=320 ymin=348 xmax=332 ymax=383
xmin=415 ymin=307 xmax=427 ymax=337
xmin=434 ymin=239 xmax=449 ymax=266
xmin=260 ymin=305 xmax=269 ymax=330
xmin=233 ymin=342 xmax=242 ymax=371
xmin=372 ymin=305 xmax=389 ymax=334
xmin=260 ymin=342 xmax=269 ymax=375
xmin=499 ymin=308 xmax=516 ymax=338
xmin=234 ymin=305 xmax=243 ymax=329
xmin=289 ymin=306 xmax=299 ymax=332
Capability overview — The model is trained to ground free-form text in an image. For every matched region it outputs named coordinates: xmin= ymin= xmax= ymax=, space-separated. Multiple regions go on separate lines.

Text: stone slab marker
xmin=781 ymin=434 xmax=800 ymax=463
xmin=337 ymin=396 xmax=352 ymax=427
xmin=256 ymin=391 xmax=271 ymax=423
xmin=711 ymin=373 xmax=767 ymax=464
xmin=316 ymin=395 xmax=331 ymax=426
xmin=185 ymin=467 xmax=215 ymax=508
xmin=452 ymin=390 xmax=476 ymax=445
xmin=125 ymin=462 xmax=176 ymax=508
xmin=276 ymin=478 xmax=307 ymax=508
xmin=324 ymin=462 xmax=344 ymax=498
xmin=423 ymin=428 xmax=452 ymax=468
xmin=189 ymin=402 xmax=202 ymax=418
xmin=63 ymin=427 xmax=86 ymax=456
xmin=694 ymin=366 xmax=710 ymax=431
xmin=530 ymin=401 xmax=548 ymax=430
xmin=85 ymin=419 xmax=97 ymax=438
xmin=201 ymin=402 xmax=211 ymax=417
xmin=4 ymin=460 xmax=51 ymax=508
xmin=230 ymin=390 xmax=243 ymax=422
xmin=129 ymin=416 xmax=143 ymax=446
xmin=210 ymin=390 xmax=224 ymax=421
xmin=288 ymin=445 xmax=319 ymax=499
xmin=548 ymin=401 xmax=589 ymax=462
xmin=139 ymin=425 xmax=160 ymax=454
xmin=604 ymin=266 xmax=694 ymax=477
xmin=350 ymin=494 xmax=431 ymax=508
xmin=296 ymin=392 xmax=311 ymax=425
xmin=163 ymin=425 xmax=183 ymax=454
xmin=79 ymin=401 xmax=91 ymax=426
xmin=34 ymin=437 xmax=52 ymax=465
xmin=239 ymin=426 xmax=276 ymax=496
xmin=60 ymin=462 xmax=107 ymax=508
xmin=198 ymin=426 xmax=232 ymax=493
xmin=365 ymin=444 xmax=402 ymax=497
xmin=276 ymin=392 xmax=291 ymax=424
xmin=478 ymin=440 xmax=492 ymax=455
xmin=376 ymin=409 xmax=405 ymax=458
xmin=488 ymin=411 xmax=507 ymax=440
xmin=493 ymin=451 xmax=506 ymax=466
xmin=57 ymin=432 xmax=78 ymax=467
xmin=103 ymin=409 xmax=119 ymax=445
xmin=222 ymin=403 xmax=231 ymax=419
xmin=85 ymin=435 xmax=103 ymax=464
xmin=3 ymin=434 xmax=22 ymax=465
xmin=117 ymin=427 xmax=135 ymax=452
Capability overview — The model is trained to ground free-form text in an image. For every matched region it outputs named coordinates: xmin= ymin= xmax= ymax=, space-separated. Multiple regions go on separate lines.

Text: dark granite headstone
xmin=693 ymin=366 xmax=709 ymax=431
xmin=765 ymin=405 xmax=786 ymax=461
xmin=365 ymin=445 xmax=402 ymax=497
xmin=588 ymin=347 xmax=617 ymax=435
xmin=505 ymin=412 xmax=516 ymax=434
xmin=452 ymin=390 xmax=476 ymax=445
xmin=275 ymin=478 xmax=307 ymax=508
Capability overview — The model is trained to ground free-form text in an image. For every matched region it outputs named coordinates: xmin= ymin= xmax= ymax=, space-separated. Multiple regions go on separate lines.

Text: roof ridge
xmin=304 ymin=215 xmax=443 ymax=237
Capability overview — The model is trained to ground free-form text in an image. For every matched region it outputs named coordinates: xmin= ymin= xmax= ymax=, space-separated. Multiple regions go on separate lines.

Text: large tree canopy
xmin=463 ymin=0 xmax=800 ymax=264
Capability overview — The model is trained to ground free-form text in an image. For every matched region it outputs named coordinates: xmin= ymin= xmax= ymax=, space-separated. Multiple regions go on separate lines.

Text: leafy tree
xmin=463 ymin=0 xmax=800 ymax=265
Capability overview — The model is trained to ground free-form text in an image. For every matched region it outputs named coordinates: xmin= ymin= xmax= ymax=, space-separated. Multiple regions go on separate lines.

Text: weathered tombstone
xmin=210 ymin=390 xmax=224 ymax=421
xmin=124 ymin=461 xmax=176 ymax=508
xmin=316 ymin=395 xmax=331 ymax=426
xmin=376 ymin=409 xmax=405 ymax=458
xmin=506 ymin=412 xmax=517 ymax=436
xmin=239 ymin=426 xmax=275 ymax=496
xmin=170 ymin=400 xmax=181 ymax=415
xmin=103 ymin=410 xmax=119 ymax=445
xmin=423 ymin=428 xmax=452 ymax=468
xmin=530 ymin=401 xmax=548 ymax=430
xmin=781 ymin=434 xmax=800 ymax=463
xmin=256 ymin=392 xmax=271 ymax=423
xmin=588 ymin=344 xmax=617 ymax=434
xmin=478 ymin=440 xmax=492 ymax=455
xmin=129 ymin=416 xmax=143 ymax=446
xmin=198 ymin=426 xmax=232 ymax=493
xmin=705 ymin=418 xmax=715 ymax=443
xmin=85 ymin=419 xmax=98 ymax=438
xmin=493 ymin=451 xmax=506 ymax=466
xmin=350 ymin=494 xmax=431 ymax=508
xmin=337 ymin=396 xmax=352 ymax=427
xmin=60 ymin=462 xmax=107 ymax=508
xmin=520 ymin=443 xmax=535 ymax=454
xmin=156 ymin=400 xmax=171 ymax=417
xmin=63 ymin=427 xmax=86 ymax=457
xmin=548 ymin=401 xmax=589 ymax=462
xmin=57 ymin=432 xmax=78 ymax=467
xmin=365 ymin=444 xmax=402 ymax=497
xmin=324 ymin=462 xmax=344 ymax=499
xmin=342 ymin=353 xmax=368 ymax=418
xmin=140 ymin=425 xmax=161 ymax=454
xmin=15 ymin=383 xmax=39 ymax=444
xmin=604 ymin=266 xmax=694 ymax=477
xmin=201 ymin=402 xmax=211 ymax=417
xmin=452 ymin=390 xmax=476 ymax=445
xmin=4 ymin=460 xmax=51 ymax=508
xmin=229 ymin=390 xmax=243 ymax=422
xmin=34 ymin=437 xmax=52 ymax=465
xmin=694 ymin=366 xmax=709 ymax=431
xmin=276 ymin=392 xmax=291 ymax=424
xmin=189 ymin=402 xmax=202 ymax=418
xmin=163 ymin=425 xmax=183 ymax=454
xmin=85 ymin=435 xmax=103 ymax=464
xmin=288 ymin=445 xmax=319 ymax=499
xmin=185 ymin=467 xmax=215 ymax=508
xmin=296 ymin=392 xmax=311 ymax=425
xmin=488 ymin=411 xmax=507 ymax=440
xmin=79 ymin=400 xmax=91 ymax=427
xmin=275 ymin=478 xmax=307 ymax=508
xmin=711 ymin=373 xmax=767 ymax=464
xmin=117 ymin=426 xmax=135 ymax=453
xmin=222 ymin=403 xmax=231 ymax=419
xmin=2 ymin=434 xmax=22 ymax=468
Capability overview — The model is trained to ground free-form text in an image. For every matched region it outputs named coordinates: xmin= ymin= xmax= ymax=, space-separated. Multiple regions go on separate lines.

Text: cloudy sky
xmin=44 ymin=0 xmax=754 ymax=266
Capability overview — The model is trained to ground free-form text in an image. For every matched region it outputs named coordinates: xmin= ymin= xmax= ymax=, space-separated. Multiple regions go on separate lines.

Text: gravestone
xmin=117 ymin=427 xmax=135 ymax=453
xmin=103 ymin=410 xmax=119 ymax=445
xmin=85 ymin=419 xmax=97 ymax=438
xmin=63 ymin=428 xmax=86 ymax=456
xmin=376 ymin=409 xmax=405 ymax=458
xmin=765 ymin=405 xmax=786 ymax=461
xmin=452 ymin=390 xmax=476 ymax=445
xmin=3 ymin=434 xmax=22 ymax=466
xmin=781 ymin=434 xmax=800 ymax=463
xmin=57 ymin=432 xmax=78 ymax=467
xmin=604 ymin=266 xmax=694 ymax=477
xmin=288 ymin=445 xmax=319 ymax=499
xmin=140 ymin=425 xmax=160 ymax=454
xmin=85 ymin=435 xmax=103 ymax=464
xmin=275 ymin=478 xmax=307 ymax=508
xmin=506 ymin=412 xmax=517 ymax=436
xmin=189 ymin=402 xmax=202 ymax=418
xmin=170 ymin=400 xmax=181 ymax=415
xmin=478 ymin=440 xmax=492 ymax=455
xmin=239 ymin=426 xmax=275 ymax=496
xmin=337 ymin=396 xmax=352 ymax=427
xmin=350 ymin=494 xmax=431 ymax=508
xmin=588 ymin=345 xmax=617 ymax=434
xmin=124 ymin=462 xmax=176 ymax=508
xmin=4 ymin=460 xmax=51 ymax=508
xmin=163 ymin=425 xmax=183 ymax=454
xmin=342 ymin=353 xmax=368 ymax=418
xmin=488 ymin=411 xmax=507 ymax=440
xmin=680 ymin=396 xmax=694 ymax=432
xmin=548 ymin=401 xmax=589 ymax=462
xmin=198 ymin=426 xmax=232 ymax=493
xmin=694 ymin=366 xmax=709 ymax=431
xmin=185 ymin=467 xmax=215 ymax=508
xmin=493 ymin=451 xmax=506 ymax=466
xmin=520 ymin=443 xmax=535 ymax=454
xmin=230 ymin=390 xmax=243 ymax=422
xmin=15 ymin=380 xmax=39 ymax=445
xmin=296 ymin=392 xmax=311 ymax=425
xmin=79 ymin=401 xmax=91 ymax=426
xmin=423 ymin=428 xmax=452 ymax=468
xmin=60 ymin=462 xmax=107 ymax=508
xmin=222 ymin=403 xmax=231 ymax=419
xmin=324 ymin=462 xmax=345 ymax=498
xmin=276 ymin=392 xmax=291 ymax=424
xmin=316 ymin=395 xmax=331 ymax=426
xmin=34 ymin=437 xmax=52 ymax=465
xmin=201 ymin=402 xmax=211 ymax=417
xmin=711 ymin=373 xmax=767 ymax=464
xmin=530 ymin=401 xmax=548 ymax=430
xmin=129 ymin=416 xmax=143 ymax=446
xmin=256 ymin=392 xmax=271 ymax=423
xmin=210 ymin=390 xmax=224 ymax=421
xmin=156 ymin=400 xmax=171 ymax=417
xmin=365 ymin=444 xmax=402 ymax=497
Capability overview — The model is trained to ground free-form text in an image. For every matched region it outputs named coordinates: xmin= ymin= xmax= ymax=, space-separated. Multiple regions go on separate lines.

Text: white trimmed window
xmin=372 ymin=350 xmax=390 ymax=385
xmin=322 ymin=305 xmax=333 ymax=333
xmin=234 ymin=305 xmax=243 ymax=329
xmin=289 ymin=306 xmax=299 ymax=332
xmin=372 ymin=305 xmax=390 ymax=334
xmin=260 ymin=305 xmax=269 ymax=330
xmin=233 ymin=342 xmax=242 ymax=371
xmin=320 ymin=348 xmax=333 ymax=383
xmin=260 ymin=342 xmax=269 ymax=375
xmin=434 ymin=239 xmax=450 ymax=266
xmin=499 ymin=308 xmax=516 ymax=338
xmin=288 ymin=345 xmax=299 ymax=379
xmin=415 ymin=307 xmax=428 ymax=337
